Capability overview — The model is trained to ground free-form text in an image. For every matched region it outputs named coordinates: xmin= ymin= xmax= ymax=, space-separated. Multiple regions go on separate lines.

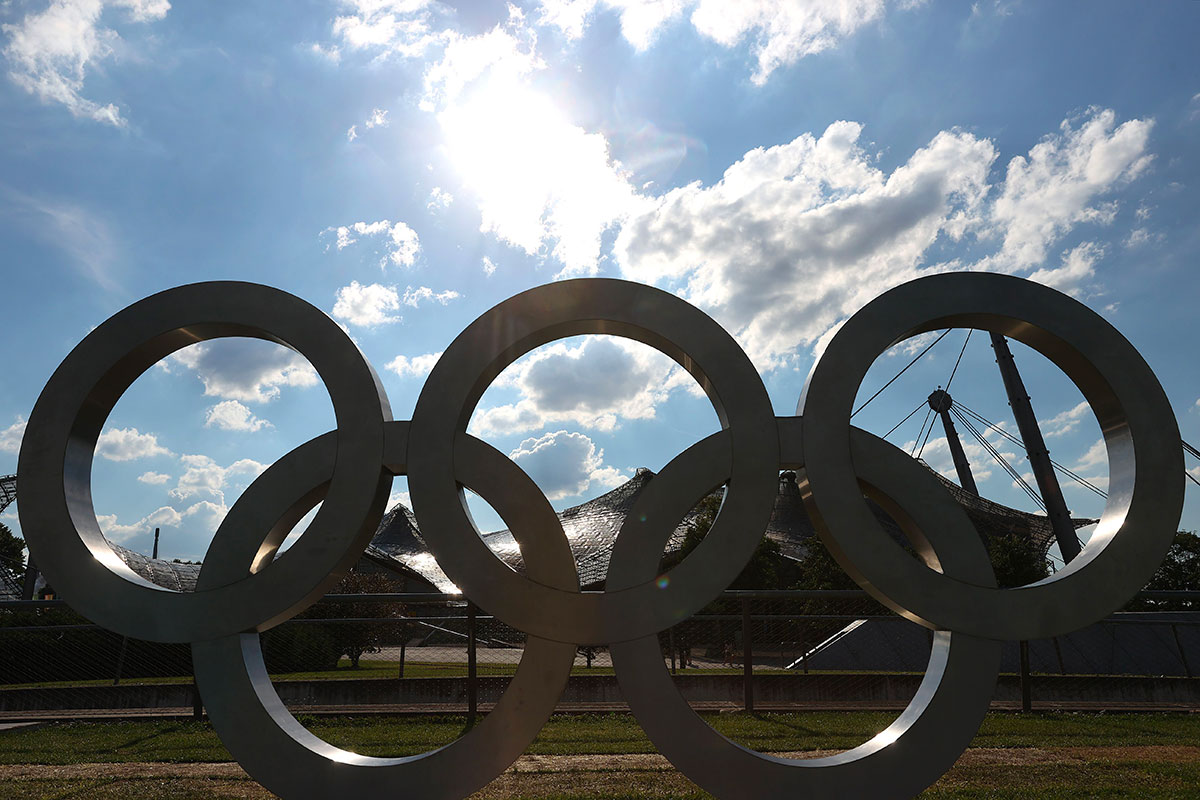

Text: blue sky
xmin=0 ymin=0 xmax=1197 ymax=569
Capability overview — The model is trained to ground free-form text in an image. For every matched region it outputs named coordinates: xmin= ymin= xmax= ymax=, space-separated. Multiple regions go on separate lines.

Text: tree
xmin=324 ymin=568 xmax=402 ymax=668
xmin=986 ymin=532 xmax=1050 ymax=588
xmin=0 ymin=522 xmax=25 ymax=576
xmin=1126 ymin=532 xmax=1200 ymax=610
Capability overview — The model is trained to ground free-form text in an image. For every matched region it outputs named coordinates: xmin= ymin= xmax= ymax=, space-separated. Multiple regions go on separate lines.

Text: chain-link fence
xmin=2 ymin=590 xmax=1197 ymax=720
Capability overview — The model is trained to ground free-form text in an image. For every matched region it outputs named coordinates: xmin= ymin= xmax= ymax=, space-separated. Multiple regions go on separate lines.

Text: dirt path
xmin=3 ymin=745 xmax=1198 ymax=780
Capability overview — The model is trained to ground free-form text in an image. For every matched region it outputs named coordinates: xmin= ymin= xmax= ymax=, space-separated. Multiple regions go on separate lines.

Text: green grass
xmin=2 ymin=713 xmax=1200 ymax=799
xmin=2 ymin=712 xmax=1198 ymax=765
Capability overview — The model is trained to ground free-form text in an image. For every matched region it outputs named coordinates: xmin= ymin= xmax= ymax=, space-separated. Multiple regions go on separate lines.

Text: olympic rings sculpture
xmin=17 ymin=273 xmax=1184 ymax=799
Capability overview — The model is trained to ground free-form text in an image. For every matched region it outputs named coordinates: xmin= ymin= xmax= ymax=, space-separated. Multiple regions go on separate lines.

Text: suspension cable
xmin=911 ymin=407 xmax=933 ymax=458
xmin=884 ymin=399 xmax=929 ymax=441
xmin=851 ymin=329 xmax=952 ymax=418
xmin=954 ymin=401 xmax=1108 ymax=499
xmin=943 ymin=329 xmax=972 ymax=393
xmin=951 ymin=406 xmax=1046 ymax=509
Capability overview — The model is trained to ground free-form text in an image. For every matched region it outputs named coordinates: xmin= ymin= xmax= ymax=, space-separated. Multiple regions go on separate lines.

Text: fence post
xmin=669 ymin=626 xmax=677 ymax=675
xmin=742 ymin=597 xmax=753 ymax=713
xmin=1171 ymin=624 xmax=1192 ymax=678
xmin=467 ymin=602 xmax=478 ymax=723
xmin=112 ymin=636 xmax=129 ymax=686
xmin=1019 ymin=640 xmax=1032 ymax=713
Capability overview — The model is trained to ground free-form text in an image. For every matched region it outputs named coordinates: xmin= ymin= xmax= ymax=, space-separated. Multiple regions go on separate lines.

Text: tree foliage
xmin=0 ymin=522 xmax=24 ymax=576
xmin=1126 ymin=531 xmax=1200 ymax=610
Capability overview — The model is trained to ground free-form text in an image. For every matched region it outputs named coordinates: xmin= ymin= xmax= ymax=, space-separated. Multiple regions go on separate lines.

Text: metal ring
xmin=407 ymin=278 xmax=780 ymax=644
xmin=17 ymin=282 xmax=393 ymax=642
xmin=192 ymin=421 xmax=578 ymax=799
xmin=609 ymin=418 xmax=1001 ymax=799
xmin=799 ymin=272 xmax=1184 ymax=640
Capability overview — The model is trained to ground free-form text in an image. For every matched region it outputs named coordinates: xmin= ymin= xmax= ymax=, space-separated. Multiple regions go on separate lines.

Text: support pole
xmin=990 ymin=333 xmax=1081 ymax=562
xmin=742 ymin=597 xmax=754 ymax=713
xmin=467 ymin=602 xmax=478 ymax=723
xmin=927 ymin=389 xmax=978 ymax=495
xmin=152 ymin=527 xmax=160 ymax=559
xmin=1019 ymin=640 xmax=1032 ymax=713
xmin=21 ymin=558 xmax=38 ymax=600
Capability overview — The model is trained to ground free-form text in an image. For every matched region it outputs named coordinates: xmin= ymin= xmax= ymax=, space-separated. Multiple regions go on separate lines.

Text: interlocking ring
xmin=16 ymin=274 xmax=1184 ymax=800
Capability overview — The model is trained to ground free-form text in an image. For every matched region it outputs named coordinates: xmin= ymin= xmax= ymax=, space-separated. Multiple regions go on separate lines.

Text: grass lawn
xmin=1 ymin=712 xmax=1199 ymax=798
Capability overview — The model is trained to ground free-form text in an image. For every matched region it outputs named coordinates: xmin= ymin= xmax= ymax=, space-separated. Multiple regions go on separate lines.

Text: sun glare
xmin=437 ymin=75 xmax=639 ymax=272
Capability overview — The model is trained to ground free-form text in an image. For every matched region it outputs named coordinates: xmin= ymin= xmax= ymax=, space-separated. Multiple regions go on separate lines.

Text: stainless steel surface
xmin=15 ymin=273 xmax=1184 ymax=799
xmin=609 ymin=418 xmax=1001 ymax=799
xmin=407 ymin=278 xmax=779 ymax=645
xmin=799 ymin=272 xmax=1184 ymax=641
xmin=191 ymin=421 xmax=577 ymax=799
xmin=17 ymin=282 xmax=392 ymax=642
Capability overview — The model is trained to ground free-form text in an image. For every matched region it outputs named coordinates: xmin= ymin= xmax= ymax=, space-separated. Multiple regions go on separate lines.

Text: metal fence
xmin=1 ymin=590 xmax=1197 ymax=721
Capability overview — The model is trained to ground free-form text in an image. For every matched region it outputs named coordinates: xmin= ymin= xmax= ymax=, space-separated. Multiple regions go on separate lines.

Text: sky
xmin=0 ymin=0 xmax=1197 ymax=571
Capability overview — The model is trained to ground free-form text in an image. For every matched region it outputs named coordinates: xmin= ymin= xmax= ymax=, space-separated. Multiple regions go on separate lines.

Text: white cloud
xmin=617 ymin=119 xmax=996 ymax=368
xmin=97 ymin=504 xmax=182 ymax=543
xmin=1027 ymin=241 xmax=1104 ymax=295
xmin=984 ymin=109 xmax=1154 ymax=275
xmin=385 ymin=351 xmax=442 ymax=378
xmin=537 ymin=0 xmax=896 ymax=85
xmin=347 ymin=124 xmax=358 ymax=141
xmin=1073 ymin=439 xmax=1107 ymax=472
xmin=332 ymin=281 xmax=402 ymax=327
xmin=472 ymin=336 xmax=680 ymax=437
xmin=908 ymin=434 xmax=1012 ymax=485
xmin=1124 ymin=227 xmax=1163 ymax=248
xmin=169 ymin=454 xmax=266 ymax=503
xmin=427 ymin=9 xmax=644 ymax=276
xmin=330 ymin=0 xmax=446 ymax=58
xmin=427 ymin=186 xmax=453 ymax=209
xmin=171 ymin=340 xmax=318 ymax=405
xmin=1040 ymin=401 xmax=1090 ymax=438
xmin=2 ymin=0 xmax=170 ymax=126
xmin=365 ymin=107 xmax=389 ymax=127
xmin=95 ymin=427 xmax=172 ymax=461
xmin=387 ymin=489 xmax=411 ymax=510
xmin=616 ymin=108 xmax=1154 ymax=369
xmin=0 ymin=416 xmax=26 ymax=454
xmin=400 ymin=285 xmax=459 ymax=307
xmin=508 ymin=429 xmax=627 ymax=500
xmin=136 ymin=471 xmax=170 ymax=485
xmin=323 ymin=220 xmax=420 ymax=268
xmin=204 ymin=400 xmax=272 ymax=433
xmin=481 ymin=255 xmax=497 ymax=275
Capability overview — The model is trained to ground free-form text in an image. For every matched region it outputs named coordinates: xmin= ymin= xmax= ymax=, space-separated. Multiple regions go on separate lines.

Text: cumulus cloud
xmin=481 ymin=255 xmax=497 ymax=275
xmin=2 ymin=0 xmax=170 ymax=126
xmin=171 ymin=340 xmax=318 ymax=405
xmin=1040 ymin=401 xmax=1090 ymax=438
xmin=347 ymin=124 xmax=358 ymax=141
xmin=616 ymin=108 xmax=1153 ymax=369
xmin=400 ymin=285 xmax=459 ymax=307
xmin=983 ymin=109 xmax=1153 ymax=274
xmin=426 ymin=8 xmax=643 ymax=276
xmin=169 ymin=454 xmax=266 ymax=503
xmin=508 ymin=429 xmax=627 ymax=500
xmin=385 ymin=351 xmax=442 ymax=378
xmin=471 ymin=336 xmax=683 ymax=437
xmin=0 ymin=416 xmax=26 ymax=454
xmin=1073 ymin=438 xmax=1107 ymax=472
xmin=332 ymin=281 xmax=402 ymax=327
xmin=137 ymin=471 xmax=171 ymax=485
xmin=329 ymin=0 xmax=446 ymax=59
xmin=204 ymin=400 xmax=272 ymax=433
xmin=617 ymin=119 xmax=996 ymax=368
xmin=95 ymin=427 xmax=172 ymax=461
xmin=427 ymin=186 xmax=453 ymax=209
xmin=97 ymin=504 xmax=182 ymax=543
xmin=323 ymin=220 xmax=420 ymax=268
xmin=537 ymin=0 xmax=896 ymax=85
xmin=365 ymin=106 xmax=389 ymax=127
xmin=908 ymin=433 xmax=1014 ymax=486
